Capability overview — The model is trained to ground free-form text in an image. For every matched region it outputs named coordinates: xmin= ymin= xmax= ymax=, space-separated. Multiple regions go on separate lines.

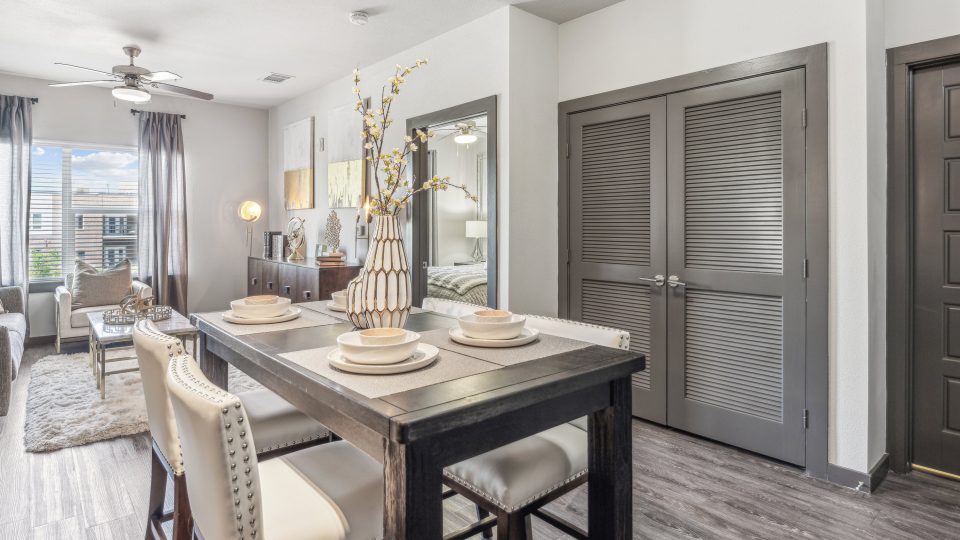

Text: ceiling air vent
xmin=262 ymin=72 xmax=294 ymax=84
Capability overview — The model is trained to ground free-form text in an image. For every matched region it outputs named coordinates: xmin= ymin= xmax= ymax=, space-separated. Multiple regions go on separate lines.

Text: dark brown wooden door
xmin=665 ymin=70 xmax=807 ymax=465
xmin=567 ymin=97 xmax=667 ymax=423
xmin=912 ymin=63 xmax=960 ymax=477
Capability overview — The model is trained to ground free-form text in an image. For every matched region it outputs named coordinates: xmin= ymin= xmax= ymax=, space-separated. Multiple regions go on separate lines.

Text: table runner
xmin=299 ymin=301 xmax=425 ymax=321
xmin=196 ymin=308 xmax=342 ymax=336
xmin=278 ymin=346 xmax=498 ymax=399
xmin=418 ymin=328 xmax=593 ymax=366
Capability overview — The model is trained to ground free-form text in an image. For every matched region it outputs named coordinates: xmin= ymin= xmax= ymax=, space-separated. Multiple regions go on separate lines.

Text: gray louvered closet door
xmin=665 ymin=70 xmax=806 ymax=465
xmin=568 ymin=97 xmax=667 ymax=423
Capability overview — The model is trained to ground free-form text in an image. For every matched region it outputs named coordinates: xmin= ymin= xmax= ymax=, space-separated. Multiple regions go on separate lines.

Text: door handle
xmin=251 ymin=277 xmax=258 ymax=286
xmin=667 ymin=275 xmax=687 ymax=288
xmin=303 ymin=290 xmax=312 ymax=300
xmin=266 ymin=281 xmax=274 ymax=290
xmin=421 ymin=261 xmax=428 ymax=269
xmin=283 ymin=285 xmax=291 ymax=294
xmin=638 ymin=274 xmax=665 ymax=287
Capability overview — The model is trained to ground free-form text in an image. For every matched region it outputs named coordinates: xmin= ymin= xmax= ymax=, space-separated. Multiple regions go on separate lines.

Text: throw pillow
xmin=71 ymin=259 xmax=133 ymax=310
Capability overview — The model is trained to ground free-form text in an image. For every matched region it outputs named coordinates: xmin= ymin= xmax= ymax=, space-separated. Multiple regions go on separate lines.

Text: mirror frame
xmin=406 ymin=95 xmax=498 ymax=308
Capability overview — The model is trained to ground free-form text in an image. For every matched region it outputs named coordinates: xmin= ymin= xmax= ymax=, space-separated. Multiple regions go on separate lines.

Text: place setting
xmin=327 ymin=327 xmax=439 ymax=375
xmin=449 ymin=309 xmax=539 ymax=347
xmin=198 ymin=294 xmax=343 ymax=336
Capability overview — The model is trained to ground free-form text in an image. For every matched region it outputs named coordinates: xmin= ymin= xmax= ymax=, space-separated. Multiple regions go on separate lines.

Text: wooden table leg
xmin=588 ymin=377 xmax=632 ymax=539
xmin=196 ymin=332 xmax=228 ymax=390
xmin=384 ymin=440 xmax=443 ymax=539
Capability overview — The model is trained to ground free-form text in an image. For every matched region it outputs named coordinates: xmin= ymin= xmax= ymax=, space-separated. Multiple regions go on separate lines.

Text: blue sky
xmin=32 ymin=145 xmax=137 ymax=193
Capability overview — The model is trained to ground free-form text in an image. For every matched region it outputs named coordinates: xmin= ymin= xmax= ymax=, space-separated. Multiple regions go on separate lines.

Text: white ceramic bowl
xmin=229 ymin=296 xmax=292 ymax=319
xmin=244 ymin=295 xmax=279 ymax=305
xmin=359 ymin=328 xmax=407 ymax=345
xmin=331 ymin=289 xmax=348 ymax=308
xmin=473 ymin=309 xmax=513 ymax=323
xmin=458 ymin=314 xmax=526 ymax=340
xmin=336 ymin=330 xmax=421 ymax=365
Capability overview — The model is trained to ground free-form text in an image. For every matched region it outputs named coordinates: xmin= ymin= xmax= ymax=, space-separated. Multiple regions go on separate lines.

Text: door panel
xmin=666 ymin=70 xmax=806 ymax=465
xmin=247 ymin=258 xmax=262 ymax=296
xmin=912 ymin=63 xmax=960 ymax=476
xmin=568 ymin=97 xmax=667 ymax=423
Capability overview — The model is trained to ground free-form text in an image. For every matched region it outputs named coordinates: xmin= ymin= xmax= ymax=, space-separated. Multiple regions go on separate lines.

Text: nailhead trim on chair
xmin=169 ymin=355 xmax=261 ymax=539
xmin=525 ymin=314 xmax=631 ymax=350
xmin=443 ymin=467 xmax=589 ymax=513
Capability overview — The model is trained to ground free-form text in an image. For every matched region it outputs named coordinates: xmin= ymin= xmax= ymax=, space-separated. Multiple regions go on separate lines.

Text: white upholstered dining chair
xmin=421 ymin=297 xmax=485 ymax=317
xmin=166 ymin=353 xmax=384 ymax=540
xmin=443 ymin=317 xmax=631 ymax=540
xmin=132 ymin=320 xmax=331 ymax=539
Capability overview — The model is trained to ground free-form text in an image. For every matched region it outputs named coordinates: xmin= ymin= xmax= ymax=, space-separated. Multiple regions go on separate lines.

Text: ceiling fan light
xmin=454 ymin=133 xmax=478 ymax=145
xmin=112 ymin=85 xmax=151 ymax=103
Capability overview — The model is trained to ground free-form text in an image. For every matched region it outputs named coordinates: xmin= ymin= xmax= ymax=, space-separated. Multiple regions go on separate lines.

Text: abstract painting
xmin=283 ymin=117 xmax=314 ymax=209
xmin=327 ymin=102 xmax=366 ymax=208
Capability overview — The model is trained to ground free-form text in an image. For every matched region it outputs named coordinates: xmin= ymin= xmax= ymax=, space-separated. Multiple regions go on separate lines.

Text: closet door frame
xmin=558 ymin=43 xmax=828 ymax=479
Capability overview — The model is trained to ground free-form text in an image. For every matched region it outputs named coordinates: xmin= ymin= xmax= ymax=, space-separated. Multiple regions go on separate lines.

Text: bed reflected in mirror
xmin=408 ymin=97 xmax=497 ymax=308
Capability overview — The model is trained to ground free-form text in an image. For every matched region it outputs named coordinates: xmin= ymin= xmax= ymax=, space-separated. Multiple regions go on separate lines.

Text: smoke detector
xmin=349 ymin=10 xmax=369 ymax=26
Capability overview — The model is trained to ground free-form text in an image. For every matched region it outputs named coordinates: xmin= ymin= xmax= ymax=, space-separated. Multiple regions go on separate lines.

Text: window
xmin=28 ymin=143 xmax=139 ymax=282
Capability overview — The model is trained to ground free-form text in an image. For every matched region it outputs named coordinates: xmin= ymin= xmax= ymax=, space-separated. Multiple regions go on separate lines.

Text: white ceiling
xmin=0 ymin=0 xmax=618 ymax=109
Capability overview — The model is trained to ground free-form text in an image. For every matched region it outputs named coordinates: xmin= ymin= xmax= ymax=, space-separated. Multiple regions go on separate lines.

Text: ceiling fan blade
xmin=48 ymin=80 xmax=117 ymax=87
xmin=54 ymin=62 xmax=118 ymax=78
xmin=142 ymin=71 xmax=181 ymax=82
xmin=152 ymin=82 xmax=213 ymax=100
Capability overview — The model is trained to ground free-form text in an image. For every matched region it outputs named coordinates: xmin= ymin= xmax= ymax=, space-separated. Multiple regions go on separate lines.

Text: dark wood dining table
xmin=192 ymin=309 xmax=644 ymax=539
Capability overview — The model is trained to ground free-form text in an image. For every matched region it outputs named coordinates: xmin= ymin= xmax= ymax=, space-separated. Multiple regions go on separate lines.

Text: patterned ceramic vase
xmin=346 ymin=216 xmax=411 ymax=328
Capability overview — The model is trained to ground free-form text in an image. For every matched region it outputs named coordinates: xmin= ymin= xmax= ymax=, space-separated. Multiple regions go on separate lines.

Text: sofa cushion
xmin=70 ymin=305 xmax=121 ymax=328
xmin=71 ymin=260 xmax=132 ymax=309
xmin=0 ymin=313 xmax=26 ymax=378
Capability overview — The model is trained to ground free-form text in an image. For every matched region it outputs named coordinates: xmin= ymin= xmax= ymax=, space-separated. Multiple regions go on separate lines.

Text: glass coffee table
xmin=87 ymin=310 xmax=197 ymax=399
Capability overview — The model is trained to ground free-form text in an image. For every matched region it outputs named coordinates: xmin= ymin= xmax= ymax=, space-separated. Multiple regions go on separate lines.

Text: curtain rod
xmin=130 ymin=109 xmax=187 ymax=119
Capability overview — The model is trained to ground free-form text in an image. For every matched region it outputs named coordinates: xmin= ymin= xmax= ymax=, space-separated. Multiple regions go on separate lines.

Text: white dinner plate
xmin=448 ymin=327 xmax=540 ymax=348
xmin=222 ymin=307 xmax=302 ymax=324
xmin=327 ymin=343 xmax=439 ymax=374
xmin=326 ymin=301 xmax=347 ymax=312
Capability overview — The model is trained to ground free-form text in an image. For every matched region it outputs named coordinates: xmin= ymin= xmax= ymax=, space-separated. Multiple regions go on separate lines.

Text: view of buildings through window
xmin=28 ymin=143 xmax=138 ymax=281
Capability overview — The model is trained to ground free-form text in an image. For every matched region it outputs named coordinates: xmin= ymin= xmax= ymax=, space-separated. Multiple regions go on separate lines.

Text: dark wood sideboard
xmin=247 ymin=256 xmax=362 ymax=303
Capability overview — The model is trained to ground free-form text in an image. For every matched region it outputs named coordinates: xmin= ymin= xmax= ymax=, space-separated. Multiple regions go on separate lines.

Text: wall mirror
xmin=407 ymin=96 xmax=498 ymax=308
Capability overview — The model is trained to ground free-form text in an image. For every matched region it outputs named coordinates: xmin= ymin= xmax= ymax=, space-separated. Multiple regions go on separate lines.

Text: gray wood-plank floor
xmin=3 ymin=344 xmax=960 ymax=539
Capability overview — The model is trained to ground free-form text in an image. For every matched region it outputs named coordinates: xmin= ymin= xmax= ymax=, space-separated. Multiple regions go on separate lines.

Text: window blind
xmin=28 ymin=143 xmax=139 ymax=282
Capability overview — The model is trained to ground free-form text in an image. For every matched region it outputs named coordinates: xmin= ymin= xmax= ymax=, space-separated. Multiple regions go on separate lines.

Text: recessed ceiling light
xmin=349 ymin=10 xmax=369 ymax=26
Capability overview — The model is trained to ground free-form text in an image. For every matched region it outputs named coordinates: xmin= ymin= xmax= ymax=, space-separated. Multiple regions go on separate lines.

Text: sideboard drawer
xmin=278 ymin=264 xmax=299 ymax=301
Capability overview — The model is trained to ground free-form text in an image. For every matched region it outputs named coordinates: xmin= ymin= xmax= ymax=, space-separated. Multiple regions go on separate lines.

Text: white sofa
xmin=54 ymin=273 xmax=152 ymax=352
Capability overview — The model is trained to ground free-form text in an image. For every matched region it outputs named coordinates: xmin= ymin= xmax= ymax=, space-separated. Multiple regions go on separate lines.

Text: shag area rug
xmin=24 ymin=350 xmax=260 ymax=452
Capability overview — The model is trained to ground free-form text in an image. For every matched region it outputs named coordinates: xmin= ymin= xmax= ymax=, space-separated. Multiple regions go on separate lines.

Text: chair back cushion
xmin=70 ymin=259 xmax=132 ymax=309
xmin=422 ymin=298 xmax=485 ymax=318
xmin=524 ymin=315 xmax=630 ymax=350
xmin=132 ymin=320 xmax=185 ymax=472
xmin=167 ymin=354 xmax=264 ymax=540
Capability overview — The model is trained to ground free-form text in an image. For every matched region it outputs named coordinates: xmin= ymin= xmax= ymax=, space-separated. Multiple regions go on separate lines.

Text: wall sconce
xmin=238 ymin=200 xmax=262 ymax=255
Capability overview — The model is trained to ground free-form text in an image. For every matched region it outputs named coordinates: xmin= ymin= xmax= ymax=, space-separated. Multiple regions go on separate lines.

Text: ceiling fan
xmin=49 ymin=45 xmax=213 ymax=103
xmin=434 ymin=120 xmax=486 ymax=145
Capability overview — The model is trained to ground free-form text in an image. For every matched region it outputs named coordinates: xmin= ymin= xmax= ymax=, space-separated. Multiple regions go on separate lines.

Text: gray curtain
xmin=0 ymin=95 xmax=32 ymax=295
xmin=137 ymin=112 xmax=188 ymax=313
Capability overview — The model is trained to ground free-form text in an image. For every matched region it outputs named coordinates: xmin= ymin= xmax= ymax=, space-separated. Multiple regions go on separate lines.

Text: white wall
xmin=506 ymin=8 xmax=560 ymax=315
xmin=885 ymin=0 xmax=960 ymax=48
xmin=268 ymin=9 xmax=515 ymax=306
xmin=559 ymin=0 xmax=876 ymax=473
xmin=0 ymin=73 xmax=268 ymax=335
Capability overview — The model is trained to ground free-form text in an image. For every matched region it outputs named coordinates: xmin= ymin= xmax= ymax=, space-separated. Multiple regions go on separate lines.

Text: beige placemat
xmin=278 ymin=346 xmax=499 ymax=399
xmin=418 ymin=328 xmax=593 ymax=367
xmin=299 ymin=301 xmax=425 ymax=322
xmin=196 ymin=308 xmax=343 ymax=336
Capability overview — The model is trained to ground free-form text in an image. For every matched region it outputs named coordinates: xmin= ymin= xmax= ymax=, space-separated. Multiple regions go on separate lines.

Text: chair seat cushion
xmin=444 ymin=423 xmax=587 ymax=512
xmin=239 ymin=389 xmax=329 ymax=454
xmin=259 ymin=441 xmax=383 ymax=540
xmin=0 ymin=313 xmax=26 ymax=378
xmin=70 ymin=305 xmax=120 ymax=328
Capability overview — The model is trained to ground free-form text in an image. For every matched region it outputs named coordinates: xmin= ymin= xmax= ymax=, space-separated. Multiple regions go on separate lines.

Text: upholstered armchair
xmin=54 ymin=273 xmax=152 ymax=352
xmin=0 ymin=286 xmax=26 ymax=417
